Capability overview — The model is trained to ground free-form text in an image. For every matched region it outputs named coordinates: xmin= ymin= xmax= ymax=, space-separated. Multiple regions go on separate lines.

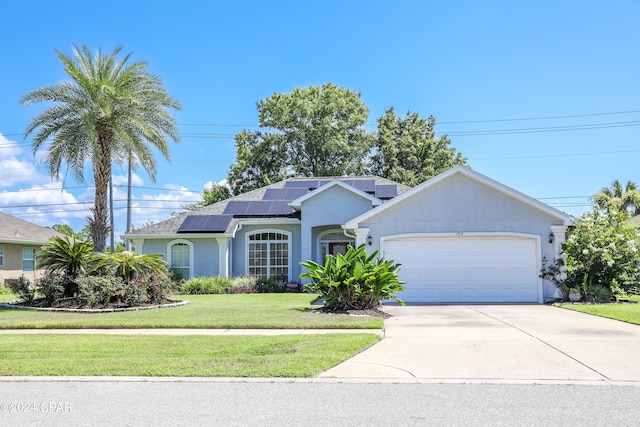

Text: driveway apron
xmin=319 ymin=304 xmax=640 ymax=382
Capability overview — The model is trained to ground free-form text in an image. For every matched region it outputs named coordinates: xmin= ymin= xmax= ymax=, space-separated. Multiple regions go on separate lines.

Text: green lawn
xmin=556 ymin=296 xmax=640 ymax=326
xmin=0 ymin=293 xmax=383 ymax=329
xmin=0 ymin=333 xmax=380 ymax=377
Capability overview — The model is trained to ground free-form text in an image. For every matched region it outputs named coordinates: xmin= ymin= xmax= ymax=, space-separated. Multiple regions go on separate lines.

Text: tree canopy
xmin=182 ymin=183 xmax=232 ymax=212
xmin=227 ymin=83 xmax=372 ymax=194
xmin=592 ymin=179 xmax=640 ymax=216
xmin=369 ymin=108 xmax=467 ymax=186
xmin=22 ymin=44 xmax=180 ymax=252
xmin=227 ymin=84 xmax=468 ymax=194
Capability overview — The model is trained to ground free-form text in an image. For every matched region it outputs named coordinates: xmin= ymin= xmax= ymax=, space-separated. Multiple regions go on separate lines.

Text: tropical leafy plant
xmin=37 ymin=235 xmax=93 ymax=296
xmin=300 ymin=244 xmax=405 ymax=310
xmin=91 ymin=251 xmax=168 ymax=283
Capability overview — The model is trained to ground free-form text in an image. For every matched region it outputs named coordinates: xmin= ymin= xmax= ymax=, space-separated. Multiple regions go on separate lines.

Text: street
xmin=1 ymin=379 xmax=639 ymax=426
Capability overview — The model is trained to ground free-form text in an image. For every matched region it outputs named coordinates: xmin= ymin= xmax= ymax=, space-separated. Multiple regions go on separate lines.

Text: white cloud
xmin=203 ymin=178 xmax=229 ymax=191
xmin=112 ymin=172 xmax=144 ymax=187
xmin=0 ymin=134 xmax=48 ymax=187
xmin=0 ymin=183 xmax=87 ymax=227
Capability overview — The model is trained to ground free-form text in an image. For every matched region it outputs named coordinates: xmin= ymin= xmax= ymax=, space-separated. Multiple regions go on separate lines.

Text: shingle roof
xmin=129 ymin=176 xmax=410 ymax=237
xmin=0 ymin=211 xmax=60 ymax=244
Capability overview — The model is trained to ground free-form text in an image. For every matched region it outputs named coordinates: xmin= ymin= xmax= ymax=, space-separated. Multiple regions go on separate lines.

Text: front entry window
xmin=320 ymin=232 xmax=354 ymax=264
xmin=248 ymin=231 xmax=290 ymax=281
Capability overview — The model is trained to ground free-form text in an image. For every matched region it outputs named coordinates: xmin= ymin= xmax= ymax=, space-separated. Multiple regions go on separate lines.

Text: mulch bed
xmin=10 ymin=297 xmax=176 ymax=310
xmin=310 ymin=307 xmax=391 ymax=319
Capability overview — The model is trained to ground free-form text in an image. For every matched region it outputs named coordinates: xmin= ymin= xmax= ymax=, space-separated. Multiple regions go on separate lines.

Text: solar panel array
xmin=177 ymin=215 xmax=233 ymax=233
xmin=178 ymin=178 xmax=400 ymax=233
xmin=223 ymin=200 xmax=293 ymax=216
xmin=262 ymin=188 xmax=309 ymax=201
xmin=285 ymin=178 xmax=397 ymax=198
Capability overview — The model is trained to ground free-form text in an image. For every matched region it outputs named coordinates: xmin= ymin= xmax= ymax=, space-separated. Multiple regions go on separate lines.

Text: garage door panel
xmin=385 ymin=235 xmax=540 ymax=303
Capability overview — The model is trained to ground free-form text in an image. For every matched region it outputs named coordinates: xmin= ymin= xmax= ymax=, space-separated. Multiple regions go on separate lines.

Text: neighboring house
xmin=126 ymin=166 xmax=571 ymax=303
xmin=0 ymin=211 xmax=59 ymax=284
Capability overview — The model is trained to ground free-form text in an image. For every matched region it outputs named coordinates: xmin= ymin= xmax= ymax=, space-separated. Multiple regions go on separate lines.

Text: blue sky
xmin=1 ymin=0 xmax=639 ymax=238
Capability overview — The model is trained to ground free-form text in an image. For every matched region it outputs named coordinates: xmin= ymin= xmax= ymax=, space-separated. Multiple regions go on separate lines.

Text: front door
xmin=329 ymin=242 xmax=349 ymax=257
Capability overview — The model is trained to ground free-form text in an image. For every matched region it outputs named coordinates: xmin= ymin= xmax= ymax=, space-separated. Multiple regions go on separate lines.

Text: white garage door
xmin=384 ymin=235 xmax=540 ymax=303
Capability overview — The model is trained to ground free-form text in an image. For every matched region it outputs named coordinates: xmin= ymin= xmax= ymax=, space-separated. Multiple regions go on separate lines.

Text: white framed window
xmin=22 ymin=248 xmax=36 ymax=272
xmin=318 ymin=230 xmax=354 ymax=264
xmin=167 ymin=240 xmax=193 ymax=280
xmin=246 ymin=230 xmax=291 ymax=280
xmin=0 ymin=246 xmax=4 ymax=267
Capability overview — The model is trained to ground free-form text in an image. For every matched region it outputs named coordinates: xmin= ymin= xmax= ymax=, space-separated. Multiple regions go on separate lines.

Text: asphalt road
xmin=1 ymin=379 xmax=639 ymax=426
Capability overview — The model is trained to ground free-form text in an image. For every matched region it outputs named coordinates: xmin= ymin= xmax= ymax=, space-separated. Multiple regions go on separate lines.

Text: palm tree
xmin=592 ymin=179 xmax=640 ymax=216
xmin=22 ymin=44 xmax=181 ymax=252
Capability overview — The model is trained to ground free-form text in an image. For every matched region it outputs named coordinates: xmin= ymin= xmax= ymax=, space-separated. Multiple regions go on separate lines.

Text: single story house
xmin=0 ymin=211 xmax=60 ymax=284
xmin=126 ymin=166 xmax=571 ymax=303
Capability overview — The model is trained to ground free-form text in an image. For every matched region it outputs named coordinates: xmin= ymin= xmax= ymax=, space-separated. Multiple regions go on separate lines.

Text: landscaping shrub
xmin=542 ymin=209 xmax=640 ymax=302
xmin=300 ymin=244 xmax=405 ymax=310
xmin=7 ymin=276 xmax=35 ymax=304
xmin=136 ymin=271 xmax=176 ymax=304
xmin=227 ymin=276 xmax=258 ymax=294
xmin=256 ymin=276 xmax=284 ymax=293
xmin=77 ymin=275 xmax=124 ymax=306
xmin=180 ymin=276 xmax=233 ymax=294
xmin=35 ymin=272 xmax=68 ymax=305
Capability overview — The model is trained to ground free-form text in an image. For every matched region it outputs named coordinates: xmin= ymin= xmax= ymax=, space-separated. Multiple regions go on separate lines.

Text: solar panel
xmin=351 ymin=179 xmax=376 ymax=192
xmin=263 ymin=188 xmax=308 ymax=201
xmin=375 ymin=184 xmax=398 ymax=198
xmin=268 ymin=201 xmax=293 ymax=215
xmin=284 ymin=180 xmax=319 ymax=189
xmin=177 ymin=215 xmax=208 ymax=232
xmin=285 ymin=188 xmax=309 ymax=200
xmin=223 ymin=201 xmax=251 ymax=215
xmin=247 ymin=201 xmax=272 ymax=215
xmin=178 ymin=215 xmax=232 ymax=233
xmin=263 ymin=189 xmax=288 ymax=200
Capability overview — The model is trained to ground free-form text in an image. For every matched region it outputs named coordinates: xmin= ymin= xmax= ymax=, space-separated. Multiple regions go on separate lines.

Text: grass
xmin=0 ymin=333 xmax=380 ymax=377
xmin=0 ymin=293 xmax=383 ymax=329
xmin=556 ymin=294 xmax=640 ymax=326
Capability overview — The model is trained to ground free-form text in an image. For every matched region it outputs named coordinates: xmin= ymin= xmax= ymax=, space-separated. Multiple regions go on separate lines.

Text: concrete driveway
xmin=319 ymin=304 xmax=640 ymax=383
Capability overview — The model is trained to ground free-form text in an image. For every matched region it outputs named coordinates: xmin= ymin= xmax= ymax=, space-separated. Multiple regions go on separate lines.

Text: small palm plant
xmin=37 ymin=235 xmax=94 ymax=296
xmin=300 ymin=244 xmax=405 ymax=310
xmin=91 ymin=251 xmax=168 ymax=283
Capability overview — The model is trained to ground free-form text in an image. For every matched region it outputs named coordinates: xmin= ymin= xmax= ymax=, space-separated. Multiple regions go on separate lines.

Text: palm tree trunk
xmin=90 ymin=136 xmax=112 ymax=252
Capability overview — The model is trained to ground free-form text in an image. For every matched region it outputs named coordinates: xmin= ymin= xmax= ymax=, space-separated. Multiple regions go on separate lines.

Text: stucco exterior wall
xmin=300 ymin=185 xmax=375 ymax=265
xmin=357 ymin=174 xmax=566 ymax=300
xmin=140 ymin=238 xmax=221 ymax=278
xmin=0 ymin=243 xmax=45 ymax=284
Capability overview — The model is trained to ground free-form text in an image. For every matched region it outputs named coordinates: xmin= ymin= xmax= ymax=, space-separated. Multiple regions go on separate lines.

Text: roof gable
xmin=289 ymin=180 xmax=382 ymax=209
xmin=344 ymin=166 xmax=572 ymax=229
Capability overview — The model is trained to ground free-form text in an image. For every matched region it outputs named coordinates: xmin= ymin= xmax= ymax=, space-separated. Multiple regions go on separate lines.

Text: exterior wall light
xmin=367 ymin=235 xmax=373 ymax=246
xmin=549 ymin=232 xmax=555 ymax=244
